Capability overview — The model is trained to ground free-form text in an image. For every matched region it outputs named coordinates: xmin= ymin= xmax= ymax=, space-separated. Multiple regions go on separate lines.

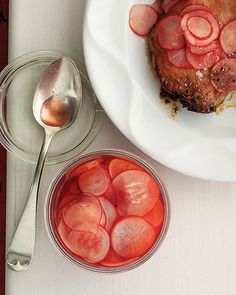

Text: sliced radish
xmin=189 ymin=40 xmax=220 ymax=55
xmin=58 ymin=194 xmax=79 ymax=213
xmin=129 ymin=4 xmax=158 ymax=37
xmin=100 ymin=211 xmax=107 ymax=227
xmin=220 ymin=20 xmax=236 ymax=57
xmin=62 ymin=177 xmax=80 ymax=195
xmin=67 ymin=226 xmax=110 ymax=263
xmin=144 ymin=199 xmax=164 ymax=227
xmin=187 ymin=16 xmax=212 ymax=40
xmin=150 ymin=0 xmax=163 ymax=14
xmin=63 ymin=194 xmax=102 ymax=232
xmin=111 ymin=217 xmax=156 ymax=258
xmin=109 ymin=158 xmax=141 ymax=179
xmin=182 ymin=4 xmax=212 ymax=15
xmin=100 ymin=249 xmax=137 ymax=267
xmin=161 ymin=0 xmax=180 ymax=13
xmin=181 ymin=10 xmax=220 ymax=47
xmin=69 ymin=159 xmax=103 ymax=178
xmin=57 ymin=218 xmax=71 ymax=247
xmin=157 ymin=15 xmax=185 ymax=51
xmin=99 ymin=197 xmax=117 ymax=232
xmin=186 ymin=47 xmax=221 ymax=69
xmin=101 ymin=185 xmax=117 ymax=205
xmin=113 ymin=170 xmax=160 ymax=216
xmin=211 ymin=58 xmax=236 ymax=92
xmin=78 ymin=165 xmax=109 ymax=196
xmin=167 ymin=47 xmax=193 ymax=69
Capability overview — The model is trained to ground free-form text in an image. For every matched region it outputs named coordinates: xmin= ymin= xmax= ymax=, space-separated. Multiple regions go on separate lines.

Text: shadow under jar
xmin=45 ymin=149 xmax=170 ymax=273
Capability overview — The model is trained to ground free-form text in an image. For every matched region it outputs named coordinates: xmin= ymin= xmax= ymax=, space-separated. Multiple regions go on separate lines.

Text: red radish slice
xmin=144 ymin=199 xmax=164 ymax=227
xmin=151 ymin=0 xmax=163 ymax=14
xmin=62 ymin=177 xmax=80 ymax=195
xmin=157 ymin=15 xmax=185 ymax=51
xmin=211 ymin=58 xmax=236 ymax=92
xmin=187 ymin=16 xmax=212 ymax=40
xmin=189 ymin=40 xmax=220 ymax=55
xmin=63 ymin=194 xmax=102 ymax=232
xmin=167 ymin=47 xmax=193 ymax=69
xmin=100 ymin=211 xmax=107 ymax=227
xmin=101 ymin=185 xmax=117 ymax=205
xmin=220 ymin=20 xmax=236 ymax=57
xmin=58 ymin=194 xmax=79 ymax=213
xmin=67 ymin=226 xmax=110 ymax=263
xmin=109 ymin=158 xmax=141 ymax=179
xmin=129 ymin=4 xmax=158 ymax=37
xmin=99 ymin=197 xmax=117 ymax=232
xmin=69 ymin=159 xmax=103 ymax=178
xmin=100 ymin=249 xmax=137 ymax=267
xmin=181 ymin=10 xmax=220 ymax=47
xmin=57 ymin=208 xmax=64 ymax=224
xmin=182 ymin=4 xmax=212 ymax=15
xmin=78 ymin=165 xmax=109 ymax=196
xmin=111 ymin=217 xmax=156 ymax=258
xmin=113 ymin=170 xmax=160 ymax=216
xmin=161 ymin=0 xmax=180 ymax=13
xmin=57 ymin=218 xmax=71 ymax=247
xmin=186 ymin=47 xmax=221 ymax=69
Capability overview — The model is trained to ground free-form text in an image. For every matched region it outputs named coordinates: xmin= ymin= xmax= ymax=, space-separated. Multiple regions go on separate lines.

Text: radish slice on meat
xmin=144 ymin=199 xmax=164 ymax=227
xmin=167 ymin=47 xmax=193 ymax=69
xmin=63 ymin=194 xmax=102 ymax=232
xmin=111 ymin=217 xmax=156 ymax=258
xmin=181 ymin=10 xmax=220 ymax=47
xmin=182 ymin=4 xmax=212 ymax=15
xmin=157 ymin=15 xmax=185 ymax=50
xmin=162 ymin=0 xmax=180 ymax=13
xmin=186 ymin=47 xmax=221 ymax=69
xmin=211 ymin=58 xmax=236 ymax=92
xmin=129 ymin=4 xmax=158 ymax=37
xmin=78 ymin=165 xmax=109 ymax=196
xmin=220 ymin=20 xmax=236 ymax=57
xmin=67 ymin=226 xmax=110 ymax=263
xmin=113 ymin=170 xmax=160 ymax=216
xmin=109 ymin=158 xmax=141 ymax=179
xmin=189 ymin=40 xmax=220 ymax=55
xmin=187 ymin=16 xmax=212 ymax=40
xmin=99 ymin=197 xmax=117 ymax=232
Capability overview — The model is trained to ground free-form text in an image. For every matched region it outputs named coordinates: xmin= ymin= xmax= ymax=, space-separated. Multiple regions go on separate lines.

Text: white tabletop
xmin=6 ymin=0 xmax=236 ymax=294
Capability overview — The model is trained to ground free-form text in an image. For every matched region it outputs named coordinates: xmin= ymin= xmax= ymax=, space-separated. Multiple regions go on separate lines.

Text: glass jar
xmin=45 ymin=149 xmax=170 ymax=273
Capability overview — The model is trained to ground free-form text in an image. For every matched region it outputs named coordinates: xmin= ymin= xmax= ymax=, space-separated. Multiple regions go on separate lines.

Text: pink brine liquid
xmin=53 ymin=155 xmax=165 ymax=268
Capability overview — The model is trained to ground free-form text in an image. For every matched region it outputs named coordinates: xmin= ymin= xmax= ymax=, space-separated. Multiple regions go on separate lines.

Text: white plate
xmin=83 ymin=0 xmax=236 ymax=182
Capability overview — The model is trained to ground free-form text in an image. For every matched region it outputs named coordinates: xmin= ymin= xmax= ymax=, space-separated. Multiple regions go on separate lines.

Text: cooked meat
xmin=148 ymin=0 xmax=236 ymax=113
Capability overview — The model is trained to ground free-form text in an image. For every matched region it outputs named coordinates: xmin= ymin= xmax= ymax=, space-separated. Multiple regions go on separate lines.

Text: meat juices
xmin=53 ymin=155 xmax=165 ymax=268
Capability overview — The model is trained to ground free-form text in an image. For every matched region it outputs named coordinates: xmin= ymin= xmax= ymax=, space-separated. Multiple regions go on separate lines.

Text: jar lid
xmin=0 ymin=50 xmax=103 ymax=164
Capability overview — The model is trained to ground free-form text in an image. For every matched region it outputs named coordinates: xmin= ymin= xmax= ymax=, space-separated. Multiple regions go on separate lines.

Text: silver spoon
xmin=7 ymin=57 xmax=82 ymax=271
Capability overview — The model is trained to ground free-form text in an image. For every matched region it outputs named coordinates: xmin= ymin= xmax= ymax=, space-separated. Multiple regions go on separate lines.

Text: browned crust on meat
xmin=148 ymin=0 xmax=236 ymax=113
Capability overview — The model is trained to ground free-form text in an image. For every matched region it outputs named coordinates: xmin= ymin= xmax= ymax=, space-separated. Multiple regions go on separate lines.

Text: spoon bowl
xmin=7 ymin=57 xmax=82 ymax=271
xmin=33 ymin=57 xmax=82 ymax=133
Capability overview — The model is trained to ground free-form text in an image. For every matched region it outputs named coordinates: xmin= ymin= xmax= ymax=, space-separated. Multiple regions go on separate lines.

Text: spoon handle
xmin=7 ymin=132 xmax=54 ymax=271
